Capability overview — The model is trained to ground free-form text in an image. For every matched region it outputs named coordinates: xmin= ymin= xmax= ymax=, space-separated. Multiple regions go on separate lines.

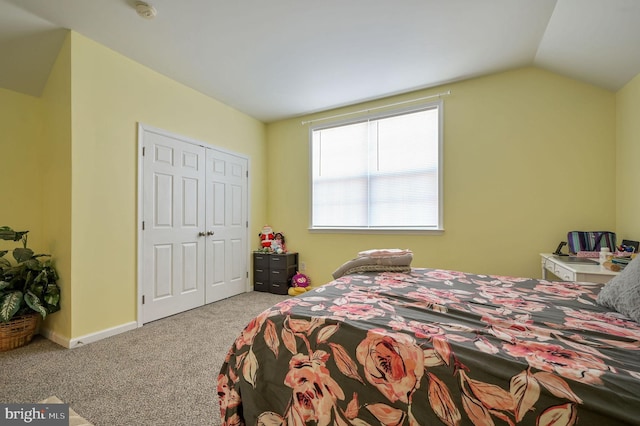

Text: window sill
xmin=308 ymin=227 xmax=444 ymax=235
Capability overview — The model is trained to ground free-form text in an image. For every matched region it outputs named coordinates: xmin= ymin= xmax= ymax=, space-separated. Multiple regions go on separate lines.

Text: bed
xmin=218 ymin=266 xmax=640 ymax=425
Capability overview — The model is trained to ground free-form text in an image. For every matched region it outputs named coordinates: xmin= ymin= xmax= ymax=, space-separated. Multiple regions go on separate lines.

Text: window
xmin=310 ymin=101 xmax=443 ymax=231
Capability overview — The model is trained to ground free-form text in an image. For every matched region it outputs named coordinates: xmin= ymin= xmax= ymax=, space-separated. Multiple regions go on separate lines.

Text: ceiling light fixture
xmin=135 ymin=1 xmax=157 ymax=19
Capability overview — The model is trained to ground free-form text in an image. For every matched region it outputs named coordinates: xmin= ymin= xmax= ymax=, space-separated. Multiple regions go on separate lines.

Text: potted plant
xmin=0 ymin=226 xmax=60 ymax=350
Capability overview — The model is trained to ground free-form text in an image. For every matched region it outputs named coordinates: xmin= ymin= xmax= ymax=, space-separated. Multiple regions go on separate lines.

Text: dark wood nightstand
xmin=253 ymin=252 xmax=298 ymax=294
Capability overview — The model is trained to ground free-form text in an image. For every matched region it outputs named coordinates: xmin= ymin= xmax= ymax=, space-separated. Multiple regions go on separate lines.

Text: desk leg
xmin=541 ymin=260 xmax=548 ymax=280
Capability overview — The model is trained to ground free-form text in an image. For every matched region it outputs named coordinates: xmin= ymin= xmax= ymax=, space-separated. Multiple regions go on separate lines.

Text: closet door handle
xmin=206 ymin=231 xmax=214 ymax=236
xmin=198 ymin=231 xmax=207 ymax=237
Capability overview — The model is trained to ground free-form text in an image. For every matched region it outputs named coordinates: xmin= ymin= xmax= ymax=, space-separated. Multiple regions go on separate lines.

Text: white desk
xmin=540 ymin=253 xmax=618 ymax=284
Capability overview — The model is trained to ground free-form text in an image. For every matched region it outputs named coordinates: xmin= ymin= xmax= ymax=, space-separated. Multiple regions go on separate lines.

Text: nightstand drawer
xmin=254 ymin=280 xmax=269 ymax=292
xmin=554 ymin=264 xmax=575 ymax=281
xmin=269 ymin=281 xmax=290 ymax=295
xmin=254 ymin=268 xmax=270 ymax=282
xmin=270 ymin=267 xmax=296 ymax=280
xmin=544 ymin=258 xmax=556 ymax=274
xmin=271 ymin=266 xmax=296 ymax=294
xmin=254 ymin=254 xmax=270 ymax=268
xmin=270 ymin=253 xmax=297 ymax=268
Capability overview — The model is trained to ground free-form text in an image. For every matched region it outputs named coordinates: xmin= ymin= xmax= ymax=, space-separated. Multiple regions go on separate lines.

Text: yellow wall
xmin=66 ymin=33 xmax=267 ymax=338
xmin=40 ymin=33 xmax=72 ymax=339
xmin=616 ymin=72 xmax=640 ymax=239
xmin=0 ymin=88 xmax=43 ymax=244
xmin=0 ymin=41 xmax=71 ymax=340
xmin=266 ymin=67 xmax=616 ymax=283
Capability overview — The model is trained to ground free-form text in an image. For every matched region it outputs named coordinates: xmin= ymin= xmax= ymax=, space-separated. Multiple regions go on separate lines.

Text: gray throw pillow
xmin=597 ymin=255 xmax=640 ymax=322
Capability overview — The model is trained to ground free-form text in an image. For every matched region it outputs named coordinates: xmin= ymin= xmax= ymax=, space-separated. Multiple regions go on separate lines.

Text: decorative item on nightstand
xmin=257 ymin=225 xmax=275 ymax=252
xmin=256 ymin=226 xmax=287 ymax=254
xmin=271 ymin=232 xmax=286 ymax=254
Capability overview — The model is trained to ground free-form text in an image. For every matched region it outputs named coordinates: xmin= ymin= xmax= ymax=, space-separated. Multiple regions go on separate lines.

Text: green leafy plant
xmin=0 ymin=226 xmax=60 ymax=322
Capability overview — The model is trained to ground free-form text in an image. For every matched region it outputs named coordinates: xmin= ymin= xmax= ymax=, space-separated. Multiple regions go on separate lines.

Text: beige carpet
xmin=2 ymin=291 xmax=288 ymax=425
xmin=39 ymin=396 xmax=93 ymax=426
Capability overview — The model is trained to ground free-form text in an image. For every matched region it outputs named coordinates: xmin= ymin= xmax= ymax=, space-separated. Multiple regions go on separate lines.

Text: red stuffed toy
xmin=258 ymin=225 xmax=274 ymax=250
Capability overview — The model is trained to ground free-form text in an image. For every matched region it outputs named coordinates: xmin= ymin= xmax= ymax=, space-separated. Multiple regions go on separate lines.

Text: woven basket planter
xmin=0 ymin=313 xmax=39 ymax=352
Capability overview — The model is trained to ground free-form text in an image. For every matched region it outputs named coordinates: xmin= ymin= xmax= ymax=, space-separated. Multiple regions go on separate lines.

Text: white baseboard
xmin=40 ymin=321 xmax=139 ymax=349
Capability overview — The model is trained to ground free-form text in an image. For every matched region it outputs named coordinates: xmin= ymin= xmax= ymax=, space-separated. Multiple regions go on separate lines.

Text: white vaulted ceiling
xmin=1 ymin=0 xmax=639 ymax=123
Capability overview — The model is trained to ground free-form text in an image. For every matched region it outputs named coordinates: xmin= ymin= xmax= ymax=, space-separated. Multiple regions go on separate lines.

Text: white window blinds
xmin=311 ymin=102 xmax=442 ymax=230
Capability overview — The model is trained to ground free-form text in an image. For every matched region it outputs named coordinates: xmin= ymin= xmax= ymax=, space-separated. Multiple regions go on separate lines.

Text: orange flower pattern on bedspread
xmin=217 ymin=268 xmax=640 ymax=425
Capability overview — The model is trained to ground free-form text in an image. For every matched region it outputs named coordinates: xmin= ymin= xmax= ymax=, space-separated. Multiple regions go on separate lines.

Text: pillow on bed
xmin=597 ymin=255 xmax=640 ymax=322
xmin=358 ymin=248 xmax=411 ymax=258
xmin=343 ymin=264 xmax=412 ymax=276
xmin=332 ymin=253 xmax=413 ymax=279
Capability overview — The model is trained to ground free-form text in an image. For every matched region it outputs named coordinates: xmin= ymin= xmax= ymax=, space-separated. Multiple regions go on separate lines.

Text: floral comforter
xmin=217 ymin=269 xmax=640 ymax=425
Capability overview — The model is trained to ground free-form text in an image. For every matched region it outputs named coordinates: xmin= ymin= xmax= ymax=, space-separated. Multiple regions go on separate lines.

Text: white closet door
xmin=139 ymin=125 xmax=249 ymax=324
xmin=205 ymin=148 xmax=248 ymax=304
xmin=142 ymin=130 xmax=206 ymax=323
